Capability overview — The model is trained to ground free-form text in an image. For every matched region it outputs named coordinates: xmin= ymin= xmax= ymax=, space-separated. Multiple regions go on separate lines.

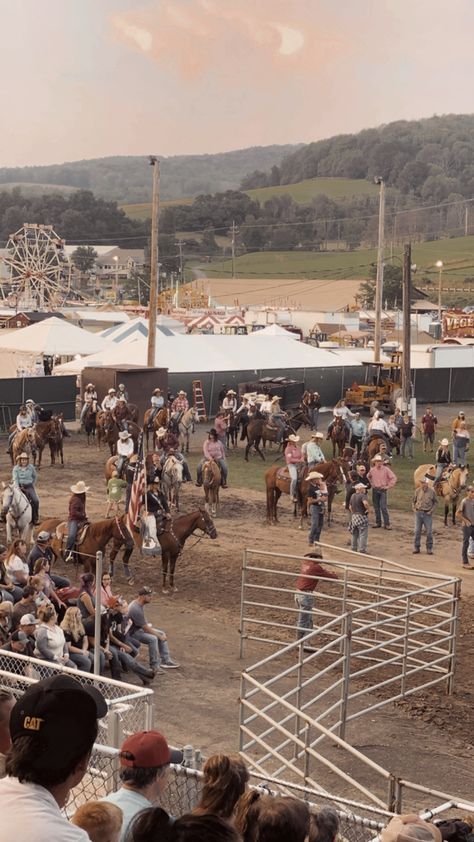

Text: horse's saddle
xmin=55 ymin=521 xmax=90 ymax=545
xmin=276 ymin=465 xmax=307 ymax=483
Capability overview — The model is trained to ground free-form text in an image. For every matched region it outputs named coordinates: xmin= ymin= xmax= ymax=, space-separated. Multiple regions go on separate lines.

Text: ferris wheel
xmin=2 ymin=223 xmax=70 ymax=310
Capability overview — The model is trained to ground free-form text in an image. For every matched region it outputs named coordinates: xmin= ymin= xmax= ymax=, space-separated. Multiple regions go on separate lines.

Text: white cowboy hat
xmin=288 ymin=434 xmax=300 ymax=443
xmin=439 ymin=438 xmax=449 ymax=446
xmin=70 ymin=481 xmax=90 ymax=494
xmin=153 ymin=388 xmax=162 ymax=394
xmin=307 ymin=471 xmax=323 ymax=480
xmin=311 ymin=432 xmax=324 ymax=439
xmin=86 ymin=383 xmax=94 ymax=388
xmin=157 ymin=427 xmax=167 ymax=436
xmin=178 ymin=390 xmax=186 ymax=395
xmin=372 ymin=454 xmax=383 ymax=462
xmin=257 ymin=394 xmax=267 ymax=401
xmin=118 ymin=383 xmax=125 ymax=389
xmin=108 ymin=388 xmax=116 ymax=394
xmin=271 ymin=396 xmax=280 ymax=403
xmin=354 ymin=481 xmax=367 ymax=489
xmin=119 ymin=431 xmax=131 ymax=440
xmin=227 ymin=389 xmax=236 ymax=395
xmin=118 ymin=397 xmax=126 ymax=402
xmin=17 ymin=452 xmax=29 ymax=461
xmin=25 ymin=399 xmax=34 ymax=404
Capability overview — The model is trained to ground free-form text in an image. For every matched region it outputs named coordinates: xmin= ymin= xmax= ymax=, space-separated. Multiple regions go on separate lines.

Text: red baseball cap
xmin=119 ymin=730 xmax=183 ymax=767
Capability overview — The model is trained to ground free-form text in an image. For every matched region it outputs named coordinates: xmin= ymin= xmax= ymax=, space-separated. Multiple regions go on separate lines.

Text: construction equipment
xmin=192 ymin=379 xmax=207 ymax=420
xmin=345 ymin=351 xmax=402 ymax=413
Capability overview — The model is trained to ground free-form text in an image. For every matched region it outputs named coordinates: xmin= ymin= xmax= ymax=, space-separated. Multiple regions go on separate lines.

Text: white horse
xmin=161 ymin=455 xmax=184 ymax=511
xmin=1 ymin=484 xmax=33 ymax=544
xmin=179 ymin=407 xmax=198 ymax=454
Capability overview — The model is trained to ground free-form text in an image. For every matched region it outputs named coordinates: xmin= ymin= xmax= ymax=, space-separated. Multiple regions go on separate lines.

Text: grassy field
xmin=121 ymin=197 xmax=194 ymax=220
xmin=0 ymin=181 xmax=78 ymax=196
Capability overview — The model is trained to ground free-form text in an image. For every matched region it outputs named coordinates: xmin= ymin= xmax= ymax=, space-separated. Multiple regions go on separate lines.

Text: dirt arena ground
xmin=3 ymin=405 xmax=474 ymax=809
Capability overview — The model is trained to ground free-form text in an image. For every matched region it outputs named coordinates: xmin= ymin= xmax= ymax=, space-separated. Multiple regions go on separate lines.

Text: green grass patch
xmin=120 ymin=196 xmax=194 ymax=220
xmin=246 ymin=177 xmax=380 ymax=204
xmin=0 ymin=182 xmax=78 ymax=196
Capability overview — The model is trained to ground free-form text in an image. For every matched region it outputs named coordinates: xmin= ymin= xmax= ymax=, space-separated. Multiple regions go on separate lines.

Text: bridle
xmin=1 ymin=486 xmax=30 ymax=522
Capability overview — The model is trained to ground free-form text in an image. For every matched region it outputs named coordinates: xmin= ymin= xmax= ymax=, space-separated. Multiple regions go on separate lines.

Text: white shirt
xmin=260 ymin=400 xmax=272 ymax=413
xmin=370 ymin=417 xmax=390 ymax=435
xmin=102 ymin=396 xmax=117 ymax=411
xmin=0 ymin=778 xmax=89 ymax=842
xmin=6 ymin=556 xmax=29 ymax=578
xmin=333 ymin=406 xmax=354 ymax=420
xmin=117 ymin=439 xmax=134 ymax=458
xmin=151 ymin=395 xmax=164 ymax=408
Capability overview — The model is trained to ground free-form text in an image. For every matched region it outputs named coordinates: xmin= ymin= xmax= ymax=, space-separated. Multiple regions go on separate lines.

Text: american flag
xmin=127 ymin=433 xmax=146 ymax=532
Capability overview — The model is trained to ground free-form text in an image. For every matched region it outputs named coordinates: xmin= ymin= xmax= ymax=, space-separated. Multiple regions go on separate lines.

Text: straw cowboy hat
xmin=439 ymin=438 xmax=449 ymax=446
xmin=288 ymin=434 xmax=300 ymax=443
xmin=119 ymin=431 xmax=131 ymax=440
xmin=86 ymin=383 xmax=95 ymax=389
xmin=354 ymin=481 xmax=367 ymax=490
xmin=70 ymin=481 xmax=90 ymax=494
xmin=157 ymin=427 xmax=167 ymax=436
xmin=227 ymin=389 xmax=236 ymax=395
xmin=178 ymin=390 xmax=186 ymax=395
xmin=310 ymin=432 xmax=324 ymax=439
xmin=307 ymin=471 xmax=323 ymax=481
xmin=17 ymin=453 xmax=29 ymax=461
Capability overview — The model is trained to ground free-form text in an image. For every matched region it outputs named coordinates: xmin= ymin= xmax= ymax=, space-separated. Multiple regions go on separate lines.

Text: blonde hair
xmin=71 ymin=801 xmax=123 ymax=842
xmin=60 ymin=606 xmax=85 ymax=643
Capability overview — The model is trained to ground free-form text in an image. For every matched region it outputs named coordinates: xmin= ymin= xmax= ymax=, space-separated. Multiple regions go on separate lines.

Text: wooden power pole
xmin=402 ymin=242 xmax=412 ymax=411
xmin=147 ymin=157 xmax=160 ymax=368
xmin=374 ymin=178 xmax=385 ymax=362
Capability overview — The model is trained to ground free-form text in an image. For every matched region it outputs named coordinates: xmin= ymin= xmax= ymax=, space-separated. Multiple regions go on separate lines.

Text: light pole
xmin=436 ymin=260 xmax=443 ymax=323
xmin=374 ymin=177 xmax=385 ymax=362
xmin=113 ymin=255 xmax=118 ymax=302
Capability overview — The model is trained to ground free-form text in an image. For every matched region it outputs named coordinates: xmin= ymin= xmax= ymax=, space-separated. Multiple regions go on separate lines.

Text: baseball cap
xmin=381 ymin=815 xmax=442 ymax=842
xmin=10 ymin=675 xmax=107 ymax=766
xmin=119 ymin=730 xmax=183 ymax=768
xmin=138 ymin=586 xmax=153 ymax=596
xmin=36 ymin=531 xmax=50 ymax=543
xmin=19 ymin=614 xmax=39 ymax=626
xmin=10 ymin=630 xmax=28 ymax=643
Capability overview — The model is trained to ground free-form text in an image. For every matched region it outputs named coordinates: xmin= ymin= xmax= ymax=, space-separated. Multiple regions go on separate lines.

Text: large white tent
xmin=0 ymin=317 xmax=110 ymax=356
xmin=250 ymin=324 xmax=299 ymax=339
xmin=100 ymin=316 xmax=176 ymax=343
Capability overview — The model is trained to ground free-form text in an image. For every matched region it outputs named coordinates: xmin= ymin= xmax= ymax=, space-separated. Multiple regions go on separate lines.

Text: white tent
xmin=0 ymin=317 xmax=110 ymax=356
xmin=250 ymin=324 xmax=298 ymax=339
xmin=100 ymin=316 xmax=175 ymax=343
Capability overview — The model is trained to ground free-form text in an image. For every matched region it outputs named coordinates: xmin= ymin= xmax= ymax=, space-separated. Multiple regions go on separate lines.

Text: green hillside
xmin=0 ymin=182 xmax=78 ymax=196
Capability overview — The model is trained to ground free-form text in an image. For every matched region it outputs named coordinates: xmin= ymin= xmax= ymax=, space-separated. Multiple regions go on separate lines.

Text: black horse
xmin=245 ymin=408 xmax=310 ymax=461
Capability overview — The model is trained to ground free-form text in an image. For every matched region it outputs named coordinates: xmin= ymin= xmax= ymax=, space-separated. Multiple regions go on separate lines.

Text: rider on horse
xmin=434 ymin=438 xmax=452 ymax=485
xmin=302 ymin=432 xmax=325 ymax=469
xmin=155 ymin=427 xmax=192 ymax=483
xmin=116 ymin=430 xmax=134 ymax=478
xmin=12 ymin=452 xmax=40 ymax=525
xmin=148 ymin=388 xmax=165 ymax=428
xmin=171 ymin=391 xmax=189 ymax=427
xmin=65 ymin=480 xmax=89 ymax=564
xmin=221 ymin=390 xmax=237 ymax=412
xmin=117 ymin=383 xmax=128 ymax=401
xmin=327 ymin=399 xmax=354 ymax=440
xmin=7 ymin=405 xmax=33 ymax=455
xmin=144 ymin=479 xmax=171 ymax=550
xmin=196 ymin=429 xmax=228 ymax=489
xmin=80 ymin=383 xmax=98 ymax=426
xmin=285 ymin=434 xmax=304 ymax=503
xmin=25 ymin=399 xmax=38 ymax=424
xmin=268 ymin=396 xmax=286 ymax=444
xmin=366 ymin=411 xmax=391 ymax=451
xmin=101 ymin=388 xmax=118 ymax=412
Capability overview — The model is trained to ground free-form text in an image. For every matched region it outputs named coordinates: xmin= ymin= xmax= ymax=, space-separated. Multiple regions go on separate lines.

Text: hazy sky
xmin=2 ymin=0 xmax=474 ymax=167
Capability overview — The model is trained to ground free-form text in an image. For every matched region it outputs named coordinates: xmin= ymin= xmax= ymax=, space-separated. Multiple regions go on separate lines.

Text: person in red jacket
xmin=295 ymin=551 xmax=338 ymax=641
xmin=285 ymin=434 xmax=303 ymax=502
xmin=65 ymin=481 xmax=89 ymax=563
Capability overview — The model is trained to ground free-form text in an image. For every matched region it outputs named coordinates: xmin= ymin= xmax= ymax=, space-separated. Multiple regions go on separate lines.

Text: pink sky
xmin=2 ymin=0 xmax=474 ymax=167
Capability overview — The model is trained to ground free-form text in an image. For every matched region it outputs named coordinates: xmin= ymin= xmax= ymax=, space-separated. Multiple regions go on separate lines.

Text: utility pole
xmin=402 ymin=243 xmax=412 ymax=412
xmin=147 ymin=157 xmax=160 ymax=368
xmin=374 ymin=177 xmax=385 ymax=362
xmin=465 ymin=204 xmax=469 ymax=237
xmin=231 ymin=220 xmax=236 ymax=279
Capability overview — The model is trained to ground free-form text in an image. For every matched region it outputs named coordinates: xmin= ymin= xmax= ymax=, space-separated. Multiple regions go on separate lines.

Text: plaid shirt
xmin=172 ymin=397 xmax=189 ymax=412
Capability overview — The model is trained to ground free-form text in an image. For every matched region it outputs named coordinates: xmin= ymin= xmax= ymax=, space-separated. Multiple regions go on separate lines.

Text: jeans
xmin=132 ymin=628 xmax=171 ymax=669
xmin=423 ymin=432 xmax=434 ymax=452
xmin=116 ymin=456 xmax=126 ymax=478
xmin=401 ymin=437 xmax=413 ymax=458
xmin=113 ymin=646 xmax=153 ymax=679
xmin=197 ymin=458 xmax=228 ymax=485
xmin=272 ymin=415 xmax=285 ymax=443
xmin=66 ymin=520 xmax=79 ymax=552
xmin=414 ymin=511 xmax=433 ymax=551
xmin=288 ymin=463 xmax=298 ymax=498
xmin=50 ymin=573 xmax=70 ymax=589
xmin=453 ymin=437 xmax=468 ymax=466
xmin=462 ymin=525 xmax=474 ymax=564
xmin=351 ymin=519 xmax=369 ymax=552
xmin=69 ymin=651 xmax=94 ymax=672
xmin=308 ymin=506 xmax=324 ymax=544
xmin=1 ymin=586 xmax=22 ymax=603
xmin=20 ymin=485 xmax=39 ymax=523
xmin=307 ymin=407 xmax=318 ymax=431
xmin=295 ymin=592 xmax=315 ymax=640
xmin=372 ymin=488 xmax=389 ymax=527
xmin=434 ymin=463 xmax=446 ymax=481
xmin=350 ymin=435 xmax=363 ymax=457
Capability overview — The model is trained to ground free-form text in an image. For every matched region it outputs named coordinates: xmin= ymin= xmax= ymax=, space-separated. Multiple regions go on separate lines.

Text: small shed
xmin=81 ymin=366 xmax=168 ymax=421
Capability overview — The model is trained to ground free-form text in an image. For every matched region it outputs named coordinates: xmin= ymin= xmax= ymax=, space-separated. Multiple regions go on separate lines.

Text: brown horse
xmin=82 ymin=402 xmax=98 ymax=445
xmin=265 ymin=458 xmax=349 ymax=525
xmin=11 ymin=428 xmax=37 ymax=465
xmin=414 ymin=464 xmax=469 ymax=525
xmin=144 ymin=407 xmax=169 ymax=449
xmin=110 ymin=508 xmax=218 ymax=592
xmin=96 ymin=410 xmax=120 ymax=455
xmin=245 ymin=408 xmax=310 ymax=461
xmin=115 ymin=401 xmax=139 ymax=425
xmin=37 ymin=514 xmax=129 ymax=572
xmin=203 ymin=460 xmax=220 ymax=516
xmin=363 ymin=433 xmax=401 ymax=462
xmin=329 ymin=417 xmax=349 ymax=457
xmin=33 ymin=415 xmax=64 ymax=468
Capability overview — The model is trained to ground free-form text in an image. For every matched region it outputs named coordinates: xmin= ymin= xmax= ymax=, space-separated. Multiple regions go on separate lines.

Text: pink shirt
xmin=215 ymin=417 xmax=227 ymax=436
xmin=203 ymin=440 xmax=226 ymax=460
xmin=367 ymin=465 xmax=397 ymax=490
xmin=285 ymin=443 xmax=303 ymax=465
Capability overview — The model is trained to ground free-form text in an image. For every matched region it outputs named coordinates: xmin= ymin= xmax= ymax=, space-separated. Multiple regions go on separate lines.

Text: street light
xmin=113 ymin=255 xmax=119 ymax=302
xmin=436 ymin=260 xmax=443 ymax=322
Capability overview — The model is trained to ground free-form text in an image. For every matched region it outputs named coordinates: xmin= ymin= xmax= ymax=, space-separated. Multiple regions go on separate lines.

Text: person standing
xmin=306 ymin=472 xmax=327 ymax=546
xmin=294 ymin=552 xmax=338 ymax=642
xmin=285 ymin=434 xmax=303 ymax=503
xmin=421 ymin=406 xmax=438 ymax=453
xmin=349 ymin=482 xmax=370 ymax=553
xmin=302 ymin=391 xmax=321 ymax=431
xmin=367 ymin=454 xmax=397 ymax=530
xmin=350 ymin=413 xmax=367 ymax=457
xmin=412 ymin=477 xmax=437 ymax=555
xmin=452 ymin=420 xmax=470 ymax=466
xmin=456 ymin=485 xmax=474 ymax=570
xmin=400 ymin=414 xmax=416 ymax=459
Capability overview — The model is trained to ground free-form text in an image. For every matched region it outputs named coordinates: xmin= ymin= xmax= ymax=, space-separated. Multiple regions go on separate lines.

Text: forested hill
xmin=0 ymin=145 xmax=300 ymax=205
xmin=242 ymin=114 xmax=474 ymax=202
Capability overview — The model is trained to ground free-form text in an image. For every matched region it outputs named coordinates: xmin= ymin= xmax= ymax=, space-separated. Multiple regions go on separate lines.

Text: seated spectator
xmin=71 ymin=801 xmax=123 ymax=842
xmin=5 ymin=540 xmax=30 ymax=588
xmin=0 ymin=689 xmax=14 ymax=778
xmin=380 ymin=814 xmax=442 ymax=842
xmin=82 ymin=609 xmax=115 ymax=678
xmin=34 ymin=603 xmax=77 ymax=668
xmin=235 ymin=792 xmax=310 ymax=842
xmin=193 ymin=754 xmax=249 ymax=820
xmin=12 ymin=586 xmax=37 ymax=629
xmin=29 ymin=574 xmax=52 ymax=609
xmin=78 ymin=572 xmax=96 ymax=620
xmin=33 ymin=558 xmax=67 ymax=617
xmin=0 ymin=603 xmax=13 ymax=646
xmin=104 ymin=730 xmax=183 ymax=842
xmin=27 ymin=531 xmax=70 ymax=589
xmin=308 ymin=807 xmax=340 ymax=842
xmin=128 ymin=809 xmax=240 ymax=842
xmin=108 ymin=600 xmax=155 ymax=685
xmin=0 ymin=544 xmax=22 ymax=604
xmin=18 ymin=613 xmax=39 ymax=656
xmin=1 ymin=629 xmax=30 ymax=657
xmin=96 ymin=571 xmax=115 ymax=606
xmin=127 ymin=587 xmax=179 ymax=673
xmin=61 ymin=606 xmax=94 ymax=673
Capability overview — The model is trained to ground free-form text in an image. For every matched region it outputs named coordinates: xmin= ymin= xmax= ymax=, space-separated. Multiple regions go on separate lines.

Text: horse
xmin=329 ymin=417 xmax=349 ymax=457
xmin=38 ymin=514 xmax=130 ymax=573
xmin=144 ymin=407 xmax=169 ymax=449
xmin=203 ymin=460 xmax=221 ymax=516
xmin=33 ymin=415 xmax=64 ymax=468
xmin=178 ymin=407 xmax=198 ymax=454
xmin=96 ymin=412 xmax=144 ymax=456
xmin=226 ymin=411 xmax=239 ymax=450
xmin=104 ymin=455 xmax=130 ymax=483
xmin=83 ymin=402 xmax=98 ymax=444
xmin=11 ymin=428 xmax=37 ymax=465
xmin=265 ymin=458 xmax=349 ymax=526
xmin=245 ymin=408 xmax=310 ymax=461
xmin=363 ymin=433 xmax=401 ymax=462
xmin=161 ymin=454 xmax=183 ymax=510
xmin=0 ymin=484 xmax=33 ymax=544
xmin=414 ymin=464 xmax=469 ymax=526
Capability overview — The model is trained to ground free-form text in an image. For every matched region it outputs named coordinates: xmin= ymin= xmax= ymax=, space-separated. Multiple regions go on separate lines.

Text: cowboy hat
xmin=372 ymin=454 xmax=383 ymax=462
xmin=439 ymin=438 xmax=449 ymax=446
xmin=288 ymin=434 xmax=300 ymax=443
xmin=118 ymin=396 xmax=126 ymax=402
xmin=70 ymin=481 xmax=90 ymax=494
xmin=16 ymin=452 xmax=29 ymax=461
xmin=226 ymin=389 xmax=236 ymax=395
xmin=108 ymin=388 xmax=116 ymax=394
xmin=119 ymin=431 xmax=131 ymax=440
xmin=310 ymin=432 xmax=324 ymax=439
xmin=118 ymin=383 xmax=125 ymax=389
xmin=153 ymin=388 xmax=162 ymax=394
xmin=271 ymin=396 xmax=280 ymax=403
xmin=157 ymin=427 xmax=167 ymax=436
xmin=86 ymin=383 xmax=94 ymax=388
xmin=307 ymin=471 xmax=323 ymax=481
xmin=178 ymin=390 xmax=186 ymax=395
xmin=354 ymin=481 xmax=367 ymax=489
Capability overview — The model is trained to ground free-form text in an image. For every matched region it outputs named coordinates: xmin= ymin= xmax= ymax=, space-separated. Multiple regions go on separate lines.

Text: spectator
xmin=27 ymin=531 xmax=70 ymax=589
xmin=127 ymin=810 xmax=240 ymax=842
xmin=61 ymin=606 xmax=94 ymax=672
xmin=77 ymin=572 xmax=96 ymax=620
xmin=33 ymin=557 xmax=67 ymax=617
xmin=127 ymin=587 xmax=180 ymax=673
xmin=106 ymin=471 xmax=127 ymax=517
xmin=413 ymin=477 xmax=437 ymax=555
xmin=96 ymin=571 xmax=115 ymax=606
xmin=5 ymin=540 xmax=29 ymax=587
xmin=309 ymin=807 xmax=340 ymax=842
xmin=18 ymin=614 xmax=39 ymax=655
xmin=104 ymin=730 xmax=183 ymax=842
xmin=107 ymin=600 xmax=155 ymax=686
xmin=0 ymin=544 xmax=22 ymax=604
xmin=306 ymin=472 xmax=327 ymax=546
xmin=456 ymin=485 xmax=474 ymax=570
xmin=421 ymin=406 xmax=438 ymax=453
xmin=193 ymin=754 xmax=249 ymax=820
xmin=1 ymin=629 xmax=30 ymax=657
xmin=453 ymin=420 xmax=470 ymax=466
xmin=71 ymin=801 xmax=123 ymax=842
xmin=29 ymin=574 xmax=51 ymax=609
xmin=235 ymin=791 xmax=310 ymax=842
xmin=12 ymin=586 xmax=37 ymax=629
xmin=0 ymin=674 xmax=106 ymax=840
xmin=34 ymin=603 xmax=76 ymax=668
xmin=294 ymin=552 xmax=338 ymax=643
xmin=400 ymin=413 xmax=416 ymax=459
xmin=380 ymin=813 xmax=442 ymax=842
xmin=0 ymin=689 xmax=14 ymax=778
xmin=350 ymin=413 xmax=367 ymax=457
xmin=451 ymin=410 xmax=467 ymax=436
xmin=367 ymin=455 xmax=397 ymax=530
xmin=0 ymin=603 xmax=13 ymax=646
xmin=349 ymin=482 xmax=370 ymax=554
xmin=345 ymin=463 xmax=370 ymax=509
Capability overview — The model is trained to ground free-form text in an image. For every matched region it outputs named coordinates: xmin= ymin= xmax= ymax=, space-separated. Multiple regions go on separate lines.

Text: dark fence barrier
xmin=0 ymin=376 xmax=77 ymax=431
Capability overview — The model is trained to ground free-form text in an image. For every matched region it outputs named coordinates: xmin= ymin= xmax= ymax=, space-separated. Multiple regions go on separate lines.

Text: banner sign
xmin=442 ymin=310 xmax=474 ymax=338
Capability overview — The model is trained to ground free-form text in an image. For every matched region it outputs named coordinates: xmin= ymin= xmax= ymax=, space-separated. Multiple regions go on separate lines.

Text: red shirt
xmin=285 ymin=443 xmax=303 ymax=465
xmin=296 ymin=559 xmax=338 ymax=592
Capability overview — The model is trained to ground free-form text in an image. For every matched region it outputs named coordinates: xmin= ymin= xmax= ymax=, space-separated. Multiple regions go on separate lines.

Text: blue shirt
xmin=104 ymin=788 xmax=152 ymax=842
xmin=351 ymin=419 xmax=367 ymax=437
xmin=12 ymin=464 xmax=37 ymax=486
